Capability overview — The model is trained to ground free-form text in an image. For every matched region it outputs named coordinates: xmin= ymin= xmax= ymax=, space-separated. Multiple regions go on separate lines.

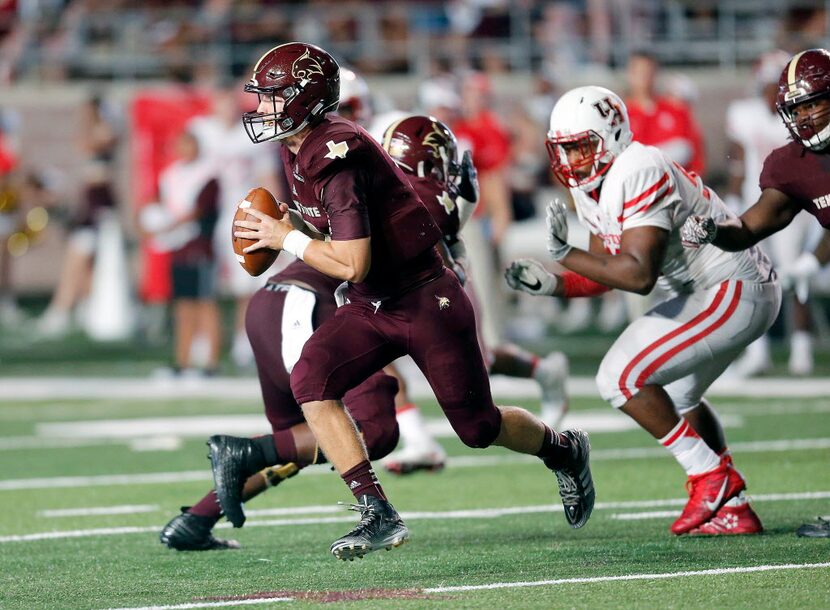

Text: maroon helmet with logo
xmin=381 ymin=115 xmax=458 ymax=188
xmin=242 ymin=42 xmax=340 ymax=143
xmin=777 ymin=48 xmax=830 ymax=150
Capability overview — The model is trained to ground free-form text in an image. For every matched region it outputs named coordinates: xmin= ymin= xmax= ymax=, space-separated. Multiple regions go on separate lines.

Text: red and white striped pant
xmin=596 ymin=279 xmax=781 ymax=412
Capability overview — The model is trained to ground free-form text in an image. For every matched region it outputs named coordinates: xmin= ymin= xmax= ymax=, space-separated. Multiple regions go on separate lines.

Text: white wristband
xmin=282 ymin=230 xmax=312 ymax=260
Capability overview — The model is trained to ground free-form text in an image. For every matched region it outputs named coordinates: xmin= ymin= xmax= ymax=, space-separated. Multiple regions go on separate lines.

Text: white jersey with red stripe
xmin=571 ymin=142 xmax=772 ymax=295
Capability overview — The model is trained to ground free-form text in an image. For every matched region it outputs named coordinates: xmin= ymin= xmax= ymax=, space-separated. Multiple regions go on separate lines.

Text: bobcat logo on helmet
xmin=291 ymin=49 xmax=325 ymax=82
xmin=422 ymin=123 xmax=447 ymax=160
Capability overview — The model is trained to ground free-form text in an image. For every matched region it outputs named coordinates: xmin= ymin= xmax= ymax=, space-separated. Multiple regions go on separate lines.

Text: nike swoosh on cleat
xmin=519 ymin=278 xmax=542 ymax=291
xmin=704 ymin=478 xmax=730 ymax=512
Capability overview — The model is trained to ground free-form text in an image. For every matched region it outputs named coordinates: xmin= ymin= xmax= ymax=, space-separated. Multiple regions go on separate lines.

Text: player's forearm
xmin=813 ymin=231 xmax=830 ymax=265
xmin=302 ymin=238 xmax=371 ymax=282
xmin=561 ymin=248 xmax=657 ymax=295
xmin=711 ymin=217 xmax=762 ymax=251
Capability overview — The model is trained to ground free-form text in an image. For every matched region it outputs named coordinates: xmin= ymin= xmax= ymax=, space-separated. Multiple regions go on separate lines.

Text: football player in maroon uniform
xmin=379 ymin=115 xmax=570 ymax=476
xmin=229 ymin=42 xmax=594 ymax=560
xmin=160 ymin=259 xmax=400 ymax=550
xmin=682 ymin=48 xmax=830 ymax=291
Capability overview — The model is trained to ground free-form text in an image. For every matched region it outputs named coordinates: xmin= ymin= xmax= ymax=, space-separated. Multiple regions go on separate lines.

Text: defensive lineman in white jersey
xmin=505 ymin=85 xmax=781 ymax=536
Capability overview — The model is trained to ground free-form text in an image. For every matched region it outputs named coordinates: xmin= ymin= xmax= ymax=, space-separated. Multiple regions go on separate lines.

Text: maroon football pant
xmin=291 ymin=269 xmax=502 ymax=448
xmin=245 ymin=283 xmax=400 ymax=460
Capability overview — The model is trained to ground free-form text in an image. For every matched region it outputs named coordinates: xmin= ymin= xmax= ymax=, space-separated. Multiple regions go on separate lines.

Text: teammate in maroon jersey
xmin=378 ymin=115 xmax=569 ymax=476
xmin=160 ymin=259 xmax=400 ymax=550
xmin=228 ymin=42 xmax=594 ymax=560
xmin=682 ymin=48 xmax=830 ymax=288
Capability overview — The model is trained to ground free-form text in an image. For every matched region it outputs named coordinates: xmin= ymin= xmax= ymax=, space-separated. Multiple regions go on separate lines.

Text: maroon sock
xmin=341 ymin=460 xmax=386 ymax=501
xmin=187 ymin=489 xmax=222 ymax=523
xmin=536 ymin=425 xmax=572 ymax=469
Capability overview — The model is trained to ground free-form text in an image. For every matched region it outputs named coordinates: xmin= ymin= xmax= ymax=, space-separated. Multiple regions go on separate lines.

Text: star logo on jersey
xmin=437 ymin=191 xmax=455 ymax=215
xmin=435 ymin=295 xmax=450 ymax=310
xmin=324 ymin=140 xmax=349 ymax=159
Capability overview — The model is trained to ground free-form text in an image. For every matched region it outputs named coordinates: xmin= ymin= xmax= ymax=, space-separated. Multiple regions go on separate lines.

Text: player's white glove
xmin=779 ymin=252 xmax=821 ymax=304
xmin=680 ymin=215 xmax=717 ymax=249
xmin=504 ymin=258 xmax=558 ymax=296
xmin=455 ymin=150 xmax=479 ymax=229
xmin=545 ymin=199 xmax=572 ymax=261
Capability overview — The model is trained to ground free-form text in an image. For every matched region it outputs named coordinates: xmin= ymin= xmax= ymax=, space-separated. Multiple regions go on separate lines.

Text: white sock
xmin=723 ymin=491 xmax=748 ymax=507
xmin=395 ymin=404 xmax=435 ymax=448
xmin=659 ymin=419 xmax=721 ymax=476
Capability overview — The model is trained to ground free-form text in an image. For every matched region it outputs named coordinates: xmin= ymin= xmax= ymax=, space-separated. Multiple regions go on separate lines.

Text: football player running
xmin=506 ymin=85 xmax=780 ymax=535
xmin=379 ymin=115 xmax=569 ymax=476
xmin=681 ymin=49 xmax=830 ymax=304
xmin=228 ymin=42 xmax=595 ymax=560
xmin=160 ymin=260 xmax=401 ymax=551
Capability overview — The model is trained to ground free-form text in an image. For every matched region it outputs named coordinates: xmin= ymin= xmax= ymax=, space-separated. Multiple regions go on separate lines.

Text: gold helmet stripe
xmin=788 ymin=50 xmax=808 ymax=93
xmin=381 ymin=117 xmax=409 ymax=152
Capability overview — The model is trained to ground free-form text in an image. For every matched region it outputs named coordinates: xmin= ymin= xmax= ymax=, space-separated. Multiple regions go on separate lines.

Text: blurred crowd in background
xmin=0 ymin=0 xmax=829 ymax=378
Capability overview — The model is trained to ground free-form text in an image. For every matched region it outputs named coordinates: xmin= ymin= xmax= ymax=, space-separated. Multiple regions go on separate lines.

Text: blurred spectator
xmin=37 ymin=95 xmax=119 ymax=337
xmin=188 ymin=84 xmax=279 ymax=369
xmin=142 ymin=131 xmax=221 ymax=376
xmin=450 ymin=70 xmax=512 ymax=345
xmin=723 ymin=49 xmax=816 ymax=377
xmin=0 ymin=122 xmax=19 ymax=326
xmin=625 ymin=49 xmax=705 ymax=176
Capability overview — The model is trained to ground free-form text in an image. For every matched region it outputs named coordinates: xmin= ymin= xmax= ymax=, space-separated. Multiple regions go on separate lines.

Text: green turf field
xmin=1 ymin=391 xmax=828 ymax=609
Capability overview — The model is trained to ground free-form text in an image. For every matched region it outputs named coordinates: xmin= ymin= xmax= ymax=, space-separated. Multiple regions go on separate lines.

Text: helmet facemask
xmin=778 ymin=92 xmax=830 ymax=151
xmin=243 ymin=83 xmax=315 ymax=143
xmin=546 ymin=130 xmax=613 ymax=192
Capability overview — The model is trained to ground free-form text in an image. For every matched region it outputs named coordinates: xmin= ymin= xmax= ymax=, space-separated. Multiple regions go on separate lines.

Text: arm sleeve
xmin=619 ymin=165 xmax=679 ymax=232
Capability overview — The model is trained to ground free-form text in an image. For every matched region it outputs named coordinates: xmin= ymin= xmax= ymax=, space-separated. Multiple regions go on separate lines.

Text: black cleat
xmin=160 ymin=511 xmax=240 ymax=551
xmin=330 ymin=495 xmax=409 ymax=561
xmin=544 ymin=429 xmax=595 ymax=529
xmin=207 ymin=435 xmax=262 ymax=528
xmin=796 ymin=516 xmax=830 ymax=538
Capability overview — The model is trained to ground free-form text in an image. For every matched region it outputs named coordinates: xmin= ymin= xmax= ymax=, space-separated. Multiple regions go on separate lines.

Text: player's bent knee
xmin=595 ymin=357 xmax=627 ymax=408
xmin=448 ymin=410 xmax=501 ymax=449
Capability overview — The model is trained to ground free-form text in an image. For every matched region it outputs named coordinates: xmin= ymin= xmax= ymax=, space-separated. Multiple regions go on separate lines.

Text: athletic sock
xmin=341 ymin=460 xmax=386 ymax=501
xmin=659 ymin=419 xmax=721 ymax=476
xmin=187 ymin=490 xmax=222 ymax=522
xmin=535 ymin=425 xmax=572 ymax=469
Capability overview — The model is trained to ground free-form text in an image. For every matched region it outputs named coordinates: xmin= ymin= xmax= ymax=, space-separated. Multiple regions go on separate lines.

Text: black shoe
xmin=159 ymin=511 xmax=240 ymax=551
xmin=796 ymin=516 xmax=830 ymax=538
xmin=544 ymin=429 xmax=595 ymax=529
xmin=206 ymin=435 xmax=262 ymax=528
xmin=330 ymin=495 xmax=409 ymax=561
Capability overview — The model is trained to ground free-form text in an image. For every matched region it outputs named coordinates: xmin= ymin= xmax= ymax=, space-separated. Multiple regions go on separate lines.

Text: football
xmin=232 ymin=186 xmax=282 ymax=277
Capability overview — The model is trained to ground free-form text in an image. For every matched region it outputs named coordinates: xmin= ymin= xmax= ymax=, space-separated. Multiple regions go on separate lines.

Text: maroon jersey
xmin=280 ymin=114 xmax=443 ymax=300
xmin=408 ymin=175 xmax=461 ymax=241
xmin=267 ymin=259 xmax=342 ymax=296
xmin=760 ymin=140 xmax=830 ymax=228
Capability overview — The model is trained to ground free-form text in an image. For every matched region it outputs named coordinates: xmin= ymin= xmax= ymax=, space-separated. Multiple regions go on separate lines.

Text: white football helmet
xmin=338 ymin=67 xmax=372 ymax=125
xmin=546 ymin=85 xmax=632 ymax=192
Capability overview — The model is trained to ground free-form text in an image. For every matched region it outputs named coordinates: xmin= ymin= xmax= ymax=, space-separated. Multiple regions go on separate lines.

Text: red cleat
xmin=671 ymin=463 xmax=746 ymax=535
xmin=689 ymin=503 xmax=763 ymax=535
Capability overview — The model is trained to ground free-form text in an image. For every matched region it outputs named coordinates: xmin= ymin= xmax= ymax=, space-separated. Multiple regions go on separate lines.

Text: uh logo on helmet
xmin=777 ymin=48 xmax=830 ymax=151
xmin=546 ymin=85 xmax=633 ymax=192
xmin=243 ymin=42 xmax=340 ymax=143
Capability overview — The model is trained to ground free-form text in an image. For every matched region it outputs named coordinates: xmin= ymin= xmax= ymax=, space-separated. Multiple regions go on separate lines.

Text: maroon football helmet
xmin=243 ymin=42 xmax=340 ymax=143
xmin=777 ymin=48 xmax=830 ymax=150
xmin=381 ymin=115 xmax=459 ymax=188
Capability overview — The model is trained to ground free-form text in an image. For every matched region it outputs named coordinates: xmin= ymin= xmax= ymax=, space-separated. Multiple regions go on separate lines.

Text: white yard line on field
xmin=422 ymin=562 xmax=830 ymax=593
xmin=611 ymin=510 xmax=681 ymax=520
xmin=4 ymin=374 xmax=830 ymax=402
xmin=108 ymin=599 xmax=293 ymax=610
xmin=2 ymin=436 xmax=828 ymax=490
xmin=3 ymin=491 xmax=829 ymax=544
xmin=38 ymin=505 xmax=159 ymax=518
xmin=102 ymin=562 xmax=830 ymax=609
